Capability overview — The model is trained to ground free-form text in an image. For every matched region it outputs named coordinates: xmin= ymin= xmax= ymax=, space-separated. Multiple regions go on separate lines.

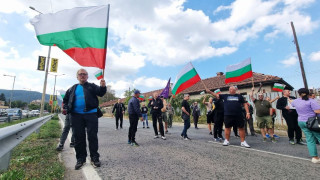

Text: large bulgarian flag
xmin=172 ymin=62 xmax=201 ymax=95
xmin=225 ymin=58 xmax=253 ymax=84
xmin=273 ymin=83 xmax=285 ymax=92
xmin=30 ymin=5 xmax=109 ymax=69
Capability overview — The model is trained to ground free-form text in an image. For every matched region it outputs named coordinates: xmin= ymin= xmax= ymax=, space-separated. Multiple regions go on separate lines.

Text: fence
xmin=0 ymin=114 xmax=53 ymax=171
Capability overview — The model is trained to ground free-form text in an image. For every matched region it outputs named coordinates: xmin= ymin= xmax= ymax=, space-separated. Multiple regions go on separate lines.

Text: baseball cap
xmin=134 ymin=90 xmax=141 ymax=94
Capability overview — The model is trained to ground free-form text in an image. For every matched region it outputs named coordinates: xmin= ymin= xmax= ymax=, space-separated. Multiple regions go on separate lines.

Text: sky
xmin=1 ymin=0 xmax=320 ymax=98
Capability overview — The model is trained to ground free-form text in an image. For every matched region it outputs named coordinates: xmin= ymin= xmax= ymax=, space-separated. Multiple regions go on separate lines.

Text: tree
xmin=28 ymin=103 xmax=40 ymax=110
xmin=98 ymin=91 xmax=117 ymax=104
xmin=11 ymin=100 xmax=28 ymax=108
xmin=123 ymin=88 xmax=136 ymax=105
xmin=0 ymin=93 xmax=6 ymax=101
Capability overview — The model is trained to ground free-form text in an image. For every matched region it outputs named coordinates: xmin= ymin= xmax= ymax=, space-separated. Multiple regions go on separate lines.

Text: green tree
xmin=28 ymin=104 xmax=40 ymax=110
xmin=123 ymin=88 xmax=136 ymax=105
xmin=0 ymin=93 xmax=6 ymax=101
xmin=98 ymin=91 xmax=117 ymax=104
xmin=11 ymin=100 xmax=28 ymax=108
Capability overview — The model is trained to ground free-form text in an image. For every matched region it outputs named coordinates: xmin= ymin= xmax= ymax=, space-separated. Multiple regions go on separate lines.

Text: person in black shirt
xmin=206 ymin=86 xmax=251 ymax=148
xmin=181 ymin=94 xmax=191 ymax=140
xmin=112 ymin=99 xmax=126 ymax=130
xmin=213 ymin=98 xmax=224 ymax=141
xmin=141 ymin=104 xmax=149 ymax=128
xmin=191 ymin=102 xmax=200 ymax=129
xmin=148 ymin=92 xmax=166 ymax=140
xmin=127 ymin=90 xmax=143 ymax=146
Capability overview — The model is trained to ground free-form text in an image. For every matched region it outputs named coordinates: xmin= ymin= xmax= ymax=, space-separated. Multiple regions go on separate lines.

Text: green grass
xmin=0 ymin=115 xmax=65 ymax=180
xmin=0 ymin=116 xmax=41 ymax=128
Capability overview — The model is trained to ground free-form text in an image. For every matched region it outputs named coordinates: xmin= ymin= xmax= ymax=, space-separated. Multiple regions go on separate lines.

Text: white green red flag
xmin=30 ymin=5 xmax=109 ymax=69
xmin=214 ymin=89 xmax=221 ymax=94
xmin=225 ymin=58 xmax=252 ymax=84
xmin=273 ymin=83 xmax=285 ymax=92
xmin=94 ymin=69 xmax=103 ymax=80
xmin=139 ymin=95 xmax=145 ymax=101
xmin=172 ymin=62 xmax=201 ymax=95
xmin=148 ymin=96 xmax=153 ymax=101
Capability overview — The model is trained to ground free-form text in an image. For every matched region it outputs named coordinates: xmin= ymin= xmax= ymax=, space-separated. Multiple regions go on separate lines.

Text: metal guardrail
xmin=0 ymin=114 xmax=54 ymax=171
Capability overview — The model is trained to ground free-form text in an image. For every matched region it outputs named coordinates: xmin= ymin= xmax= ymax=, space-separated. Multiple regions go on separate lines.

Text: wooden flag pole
xmin=201 ymin=79 xmax=207 ymax=90
xmin=251 ymin=76 xmax=254 ymax=88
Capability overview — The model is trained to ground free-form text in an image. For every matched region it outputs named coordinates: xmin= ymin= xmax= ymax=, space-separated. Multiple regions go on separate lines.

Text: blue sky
xmin=1 ymin=0 xmax=320 ymax=98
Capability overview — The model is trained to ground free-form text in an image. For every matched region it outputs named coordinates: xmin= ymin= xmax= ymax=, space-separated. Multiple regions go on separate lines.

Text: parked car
xmin=6 ymin=108 xmax=22 ymax=120
xmin=30 ymin=110 xmax=40 ymax=117
xmin=22 ymin=110 xmax=30 ymax=118
xmin=0 ymin=109 xmax=9 ymax=122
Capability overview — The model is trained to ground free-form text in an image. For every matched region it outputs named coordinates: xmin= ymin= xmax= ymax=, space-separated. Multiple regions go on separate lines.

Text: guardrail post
xmin=0 ymin=151 xmax=11 ymax=171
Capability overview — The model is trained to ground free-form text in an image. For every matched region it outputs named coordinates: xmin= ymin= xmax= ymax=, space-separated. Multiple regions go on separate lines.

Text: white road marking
xmin=208 ymin=140 xmax=311 ymax=162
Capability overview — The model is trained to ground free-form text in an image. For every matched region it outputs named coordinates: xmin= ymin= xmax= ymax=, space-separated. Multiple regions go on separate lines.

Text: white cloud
xmin=280 ymin=54 xmax=298 ymax=67
xmin=133 ymin=77 xmax=167 ymax=88
xmin=0 ymin=37 xmax=9 ymax=48
xmin=24 ymin=23 xmax=34 ymax=31
xmin=309 ymin=51 xmax=320 ymax=62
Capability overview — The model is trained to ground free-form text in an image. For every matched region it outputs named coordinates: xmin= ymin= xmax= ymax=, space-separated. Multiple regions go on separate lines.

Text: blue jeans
xmin=142 ymin=113 xmax=148 ymax=127
xmin=298 ymin=121 xmax=320 ymax=157
xmin=181 ymin=114 xmax=190 ymax=138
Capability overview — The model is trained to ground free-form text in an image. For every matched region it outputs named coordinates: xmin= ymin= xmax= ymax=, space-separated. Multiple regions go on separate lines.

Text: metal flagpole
xmin=102 ymin=4 xmax=110 ymax=78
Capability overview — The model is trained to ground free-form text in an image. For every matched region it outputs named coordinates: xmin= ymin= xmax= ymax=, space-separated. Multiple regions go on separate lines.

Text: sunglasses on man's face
xmin=78 ymin=73 xmax=88 ymax=76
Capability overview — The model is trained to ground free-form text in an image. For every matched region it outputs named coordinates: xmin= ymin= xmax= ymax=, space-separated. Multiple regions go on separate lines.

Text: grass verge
xmin=0 ymin=115 xmax=65 ymax=180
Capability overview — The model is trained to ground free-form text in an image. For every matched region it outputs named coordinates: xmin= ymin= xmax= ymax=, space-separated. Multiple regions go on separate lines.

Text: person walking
xmin=63 ymin=68 xmax=106 ymax=170
xmin=206 ymin=86 xmax=251 ymax=148
xmin=213 ymin=97 xmax=224 ymax=141
xmin=167 ymin=103 xmax=174 ymax=128
xmin=161 ymin=96 xmax=169 ymax=134
xmin=148 ymin=92 xmax=166 ymax=140
xmin=56 ymin=113 xmax=75 ymax=151
xmin=141 ymin=103 xmax=149 ymax=128
xmin=128 ymin=90 xmax=143 ymax=146
xmin=243 ymin=97 xmax=255 ymax=136
xmin=291 ymin=88 xmax=320 ymax=163
xmin=202 ymin=95 xmax=214 ymax=135
xmin=276 ymin=89 xmax=304 ymax=145
xmin=192 ymin=102 xmax=200 ymax=129
xmin=181 ymin=94 xmax=191 ymax=140
xmin=250 ymin=89 xmax=275 ymax=142
xmin=112 ymin=99 xmax=126 ymax=130
xmin=265 ymin=96 xmax=280 ymax=139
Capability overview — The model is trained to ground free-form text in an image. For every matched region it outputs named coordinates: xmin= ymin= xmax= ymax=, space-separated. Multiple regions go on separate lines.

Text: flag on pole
xmin=30 ymin=5 xmax=109 ymax=69
xmin=138 ymin=95 xmax=144 ymax=101
xmin=225 ymin=58 xmax=253 ymax=84
xmin=214 ymin=89 xmax=221 ymax=94
xmin=94 ymin=69 xmax=103 ymax=80
xmin=172 ymin=62 xmax=201 ymax=95
xmin=159 ymin=78 xmax=171 ymax=99
xmin=273 ymin=83 xmax=285 ymax=92
xmin=58 ymin=90 xmax=66 ymax=100
xmin=148 ymin=96 xmax=153 ymax=101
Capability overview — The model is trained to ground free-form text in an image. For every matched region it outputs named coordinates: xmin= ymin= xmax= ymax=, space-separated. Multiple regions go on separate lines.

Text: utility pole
xmin=291 ymin=21 xmax=308 ymax=89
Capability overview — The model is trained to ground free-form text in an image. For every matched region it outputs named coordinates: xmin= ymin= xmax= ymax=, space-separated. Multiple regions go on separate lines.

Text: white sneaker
xmin=241 ymin=141 xmax=251 ymax=148
xmin=223 ymin=140 xmax=230 ymax=146
xmin=154 ymin=135 xmax=159 ymax=139
xmin=161 ymin=136 xmax=166 ymax=140
xmin=311 ymin=157 xmax=320 ymax=163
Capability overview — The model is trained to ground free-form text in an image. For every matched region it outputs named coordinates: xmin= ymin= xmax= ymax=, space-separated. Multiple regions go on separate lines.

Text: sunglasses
xmin=78 ymin=73 xmax=88 ymax=76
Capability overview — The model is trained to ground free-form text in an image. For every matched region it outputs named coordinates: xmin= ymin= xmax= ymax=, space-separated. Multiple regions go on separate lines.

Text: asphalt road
xmin=60 ymin=115 xmax=320 ymax=179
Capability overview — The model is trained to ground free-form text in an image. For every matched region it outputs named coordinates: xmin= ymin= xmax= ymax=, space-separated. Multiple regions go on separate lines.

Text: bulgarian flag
xmin=58 ymin=90 xmax=66 ymax=100
xmin=273 ymin=83 xmax=285 ymax=92
xmin=225 ymin=58 xmax=253 ymax=84
xmin=138 ymin=95 xmax=145 ymax=101
xmin=172 ymin=62 xmax=201 ymax=95
xmin=214 ymin=89 xmax=221 ymax=94
xmin=148 ymin=96 xmax=153 ymax=101
xmin=30 ymin=5 xmax=110 ymax=69
xmin=94 ymin=69 xmax=103 ymax=80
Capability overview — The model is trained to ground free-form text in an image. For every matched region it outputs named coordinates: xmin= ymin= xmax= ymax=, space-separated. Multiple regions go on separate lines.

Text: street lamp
xmin=3 ymin=74 xmax=16 ymax=108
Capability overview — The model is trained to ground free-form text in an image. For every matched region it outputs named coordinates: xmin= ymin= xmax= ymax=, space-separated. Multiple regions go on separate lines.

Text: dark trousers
xmin=59 ymin=114 xmax=75 ymax=146
xmin=71 ymin=113 xmax=99 ymax=161
xmin=181 ymin=114 xmax=190 ymax=138
xmin=152 ymin=113 xmax=164 ymax=136
xmin=233 ymin=123 xmax=238 ymax=136
xmin=193 ymin=115 xmax=199 ymax=128
xmin=283 ymin=111 xmax=302 ymax=141
xmin=244 ymin=115 xmax=255 ymax=135
xmin=115 ymin=114 xmax=123 ymax=128
xmin=128 ymin=114 xmax=139 ymax=142
xmin=214 ymin=112 xmax=224 ymax=138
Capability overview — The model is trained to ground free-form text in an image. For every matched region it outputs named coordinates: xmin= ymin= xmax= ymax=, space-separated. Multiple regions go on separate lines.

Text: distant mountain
xmin=0 ymin=89 xmax=62 ymax=104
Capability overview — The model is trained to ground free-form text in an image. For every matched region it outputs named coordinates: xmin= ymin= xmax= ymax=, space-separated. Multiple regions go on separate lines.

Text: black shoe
xmin=147 ymin=126 xmax=150 ymax=128
xmin=143 ymin=126 xmax=145 ymax=128
xmin=75 ymin=160 xmax=85 ymax=170
xmin=235 ymin=135 xmax=240 ymax=138
xmin=70 ymin=143 xmax=75 ymax=148
xmin=209 ymin=132 xmax=213 ymax=135
xmin=131 ymin=141 xmax=140 ymax=147
xmin=296 ymin=139 xmax=306 ymax=145
xmin=56 ymin=144 xmax=63 ymax=151
xmin=91 ymin=157 xmax=101 ymax=167
xmin=165 ymin=130 xmax=168 ymax=134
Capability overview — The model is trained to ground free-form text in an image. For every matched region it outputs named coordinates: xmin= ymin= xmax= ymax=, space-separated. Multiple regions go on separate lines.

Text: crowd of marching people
xmin=57 ymin=68 xmax=320 ymax=170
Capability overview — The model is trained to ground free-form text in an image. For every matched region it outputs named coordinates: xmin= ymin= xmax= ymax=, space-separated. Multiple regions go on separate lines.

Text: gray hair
xmin=76 ymin=68 xmax=88 ymax=76
xmin=184 ymin=94 xmax=189 ymax=97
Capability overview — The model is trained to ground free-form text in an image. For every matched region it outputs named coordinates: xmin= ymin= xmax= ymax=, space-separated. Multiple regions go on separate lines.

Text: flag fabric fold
xmin=172 ymin=62 xmax=201 ymax=95
xmin=94 ymin=69 xmax=103 ymax=80
xmin=225 ymin=58 xmax=253 ymax=84
xmin=138 ymin=95 xmax=145 ymax=101
xmin=273 ymin=83 xmax=285 ymax=92
xmin=30 ymin=5 xmax=109 ymax=69
xmin=159 ymin=78 xmax=171 ymax=99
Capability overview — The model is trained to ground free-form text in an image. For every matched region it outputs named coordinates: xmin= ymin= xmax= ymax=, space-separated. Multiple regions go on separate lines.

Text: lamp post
xmin=3 ymin=74 xmax=16 ymax=108
xmin=29 ymin=6 xmax=52 ymax=117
